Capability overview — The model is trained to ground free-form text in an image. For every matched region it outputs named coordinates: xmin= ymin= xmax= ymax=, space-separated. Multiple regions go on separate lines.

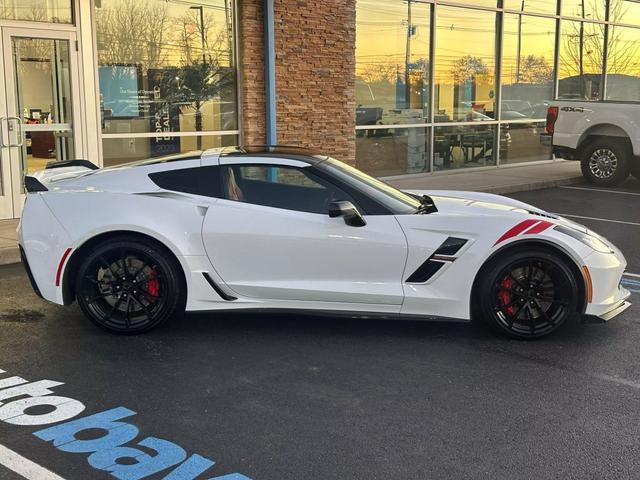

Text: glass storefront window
xmin=562 ymin=0 xmax=606 ymax=20
xmin=501 ymin=122 xmax=551 ymax=164
xmin=0 ymin=0 xmax=73 ymax=23
xmin=433 ymin=124 xmax=497 ymax=170
xmin=356 ymin=127 xmax=430 ymax=176
xmin=502 ymin=14 xmax=555 ymax=120
xmin=102 ymin=134 xmax=237 ymax=167
xmin=609 ymin=0 xmax=640 ymax=25
xmin=605 ymin=25 xmax=640 ymax=101
xmin=434 ymin=6 xmax=497 ymax=122
xmin=95 ymin=0 xmax=237 ymax=149
xmin=558 ymin=20 xmax=603 ymax=100
xmin=503 ymin=0 xmax=558 ymax=15
xmin=355 ymin=0 xmax=430 ymax=127
xmin=446 ymin=0 xmax=500 ymax=9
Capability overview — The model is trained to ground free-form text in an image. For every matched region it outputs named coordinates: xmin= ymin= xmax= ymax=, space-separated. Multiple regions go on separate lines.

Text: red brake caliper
xmin=146 ymin=269 xmax=159 ymax=304
xmin=499 ymin=275 xmax=515 ymax=316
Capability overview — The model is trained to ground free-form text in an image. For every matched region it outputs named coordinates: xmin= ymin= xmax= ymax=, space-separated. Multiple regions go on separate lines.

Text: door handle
xmin=7 ymin=117 xmax=24 ymax=147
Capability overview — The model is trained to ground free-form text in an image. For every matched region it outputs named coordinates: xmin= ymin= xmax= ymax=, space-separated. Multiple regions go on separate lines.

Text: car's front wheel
xmin=477 ymin=247 xmax=579 ymax=339
xmin=76 ymin=236 xmax=185 ymax=334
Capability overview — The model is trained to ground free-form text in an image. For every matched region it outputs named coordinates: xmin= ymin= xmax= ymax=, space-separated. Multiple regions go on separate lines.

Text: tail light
xmin=546 ymin=106 xmax=559 ymax=134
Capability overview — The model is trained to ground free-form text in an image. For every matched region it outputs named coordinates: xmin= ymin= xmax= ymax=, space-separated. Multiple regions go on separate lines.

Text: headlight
xmin=554 ymin=225 xmax=612 ymax=253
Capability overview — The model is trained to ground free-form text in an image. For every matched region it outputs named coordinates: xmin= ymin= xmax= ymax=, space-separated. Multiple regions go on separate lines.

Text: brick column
xmin=238 ymin=0 xmax=357 ymax=164
xmin=274 ymin=0 xmax=356 ymax=164
xmin=238 ymin=0 xmax=266 ymax=146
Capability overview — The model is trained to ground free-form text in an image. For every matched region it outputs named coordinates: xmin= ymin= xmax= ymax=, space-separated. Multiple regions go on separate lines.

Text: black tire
xmin=75 ymin=236 xmax=186 ymax=334
xmin=631 ymin=161 xmax=640 ymax=182
xmin=580 ymin=138 xmax=631 ymax=186
xmin=476 ymin=247 xmax=579 ymax=340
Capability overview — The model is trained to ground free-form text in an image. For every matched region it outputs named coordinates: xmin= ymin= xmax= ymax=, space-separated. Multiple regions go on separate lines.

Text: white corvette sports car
xmin=18 ymin=146 xmax=630 ymax=338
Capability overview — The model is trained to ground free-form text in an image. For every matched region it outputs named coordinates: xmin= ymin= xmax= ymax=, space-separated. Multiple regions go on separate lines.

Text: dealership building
xmin=0 ymin=0 xmax=639 ymax=219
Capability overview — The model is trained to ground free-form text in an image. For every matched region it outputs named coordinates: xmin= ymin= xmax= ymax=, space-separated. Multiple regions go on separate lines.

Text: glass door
xmin=0 ymin=27 xmax=81 ymax=219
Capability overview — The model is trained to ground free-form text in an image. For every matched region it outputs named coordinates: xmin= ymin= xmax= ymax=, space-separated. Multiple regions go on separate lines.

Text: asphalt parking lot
xmin=1 ymin=178 xmax=640 ymax=480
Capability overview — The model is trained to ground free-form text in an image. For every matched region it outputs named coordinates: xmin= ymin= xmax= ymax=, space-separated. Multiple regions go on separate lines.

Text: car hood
xmin=408 ymin=189 xmax=589 ymax=232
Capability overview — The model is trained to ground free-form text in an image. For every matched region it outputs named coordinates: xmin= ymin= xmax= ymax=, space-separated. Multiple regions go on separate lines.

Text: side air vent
xmin=405 ymin=236 xmax=469 ymax=283
xmin=433 ymin=237 xmax=467 ymax=256
xmin=202 ymin=273 xmax=237 ymax=301
xmin=406 ymin=260 xmax=444 ymax=283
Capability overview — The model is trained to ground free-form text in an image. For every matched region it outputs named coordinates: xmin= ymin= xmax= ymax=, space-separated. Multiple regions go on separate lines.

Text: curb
xmin=0 ymin=175 xmax=585 ymax=267
xmin=469 ymin=175 xmax=584 ymax=195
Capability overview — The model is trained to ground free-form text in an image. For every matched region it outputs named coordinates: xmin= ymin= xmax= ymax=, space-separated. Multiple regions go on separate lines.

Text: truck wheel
xmin=581 ymin=139 xmax=631 ymax=187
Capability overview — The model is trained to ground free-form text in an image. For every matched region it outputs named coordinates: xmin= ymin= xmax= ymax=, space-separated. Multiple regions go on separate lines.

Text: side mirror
xmin=328 ymin=201 xmax=366 ymax=227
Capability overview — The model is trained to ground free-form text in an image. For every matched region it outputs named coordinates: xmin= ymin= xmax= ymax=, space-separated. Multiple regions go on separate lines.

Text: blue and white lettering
xmin=0 ymin=395 xmax=85 ymax=425
xmin=0 ymin=380 xmax=63 ymax=405
xmin=34 ymin=407 xmax=139 ymax=453
xmin=88 ymin=437 xmax=187 ymax=480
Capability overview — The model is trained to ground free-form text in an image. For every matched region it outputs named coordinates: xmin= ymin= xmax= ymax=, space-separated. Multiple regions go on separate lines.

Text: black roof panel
xmin=220 ymin=145 xmax=328 ymax=164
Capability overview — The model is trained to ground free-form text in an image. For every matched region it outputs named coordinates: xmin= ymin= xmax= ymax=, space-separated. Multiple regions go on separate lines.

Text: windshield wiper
xmin=415 ymin=194 xmax=438 ymax=214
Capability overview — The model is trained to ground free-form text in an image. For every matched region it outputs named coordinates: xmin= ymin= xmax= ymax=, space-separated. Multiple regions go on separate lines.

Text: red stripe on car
xmin=493 ymin=219 xmax=540 ymax=246
xmin=524 ymin=220 xmax=553 ymax=235
xmin=55 ymin=248 xmax=73 ymax=287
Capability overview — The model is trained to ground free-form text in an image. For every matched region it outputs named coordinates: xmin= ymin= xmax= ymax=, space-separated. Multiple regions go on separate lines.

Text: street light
xmin=190 ymin=5 xmax=207 ymax=64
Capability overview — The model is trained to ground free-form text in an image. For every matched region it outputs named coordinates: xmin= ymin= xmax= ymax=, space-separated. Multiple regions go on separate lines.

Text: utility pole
xmin=404 ymin=0 xmax=412 ymax=108
xmin=515 ymin=0 xmax=524 ymax=83
xmin=579 ymin=0 xmax=585 ymax=97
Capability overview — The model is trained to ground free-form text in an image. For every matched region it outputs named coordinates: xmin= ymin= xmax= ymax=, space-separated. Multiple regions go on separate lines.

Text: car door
xmin=201 ymin=158 xmax=408 ymax=306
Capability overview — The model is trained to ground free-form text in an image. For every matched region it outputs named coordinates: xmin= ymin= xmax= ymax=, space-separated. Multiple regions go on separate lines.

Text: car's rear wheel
xmin=76 ymin=237 xmax=185 ymax=334
xmin=477 ymin=248 xmax=579 ymax=339
xmin=580 ymin=138 xmax=631 ymax=186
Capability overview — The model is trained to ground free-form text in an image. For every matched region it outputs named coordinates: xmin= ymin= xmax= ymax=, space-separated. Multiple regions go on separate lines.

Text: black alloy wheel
xmin=76 ymin=237 xmax=185 ymax=334
xmin=478 ymin=248 xmax=579 ymax=339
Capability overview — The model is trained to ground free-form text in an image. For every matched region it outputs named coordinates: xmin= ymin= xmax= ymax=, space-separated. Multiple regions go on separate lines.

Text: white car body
xmin=18 ymin=148 xmax=630 ymax=328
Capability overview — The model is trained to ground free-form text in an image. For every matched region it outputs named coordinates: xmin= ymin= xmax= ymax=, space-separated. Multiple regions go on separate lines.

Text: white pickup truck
xmin=542 ymin=101 xmax=640 ymax=186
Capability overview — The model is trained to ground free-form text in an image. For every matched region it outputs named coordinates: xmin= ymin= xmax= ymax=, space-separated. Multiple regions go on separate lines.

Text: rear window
xmin=149 ymin=166 xmax=222 ymax=198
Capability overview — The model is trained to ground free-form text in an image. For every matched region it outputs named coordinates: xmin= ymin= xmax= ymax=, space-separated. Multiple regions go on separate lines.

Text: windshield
xmin=318 ymin=157 xmax=421 ymax=214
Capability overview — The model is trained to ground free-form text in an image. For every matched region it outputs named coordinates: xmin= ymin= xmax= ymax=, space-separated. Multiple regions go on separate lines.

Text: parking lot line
xmin=560 ymin=186 xmax=640 ymax=196
xmin=0 ymin=444 xmax=65 ymax=480
xmin=624 ymin=272 xmax=640 ymax=279
xmin=555 ymin=213 xmax=640 ymax=227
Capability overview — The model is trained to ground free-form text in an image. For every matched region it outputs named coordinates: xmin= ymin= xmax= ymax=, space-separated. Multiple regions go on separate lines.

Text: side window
xmin=149 ymin=166 xmax=222 ymax=198
xmin=222 ymin=164 xmax=356 ymax=214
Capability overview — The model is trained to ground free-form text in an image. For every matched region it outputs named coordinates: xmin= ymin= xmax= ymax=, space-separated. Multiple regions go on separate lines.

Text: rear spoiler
xmin=25 ymin=159 xmax=98 ymax=193
xmin=46 ymin=159 xmax=98 ymax=170
xmin=25 ymin=176 xmax=48 ymax=193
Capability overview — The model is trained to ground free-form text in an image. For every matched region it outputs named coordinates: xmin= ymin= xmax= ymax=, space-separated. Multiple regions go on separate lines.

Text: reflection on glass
xmin=502 ymin=14 xmax=555 ymax=120
xmin=562 ymin=0 xmax=606 ymax=20
xmin=605 ymin=25 xmax=640 ymax=101
xmin=434 ymin=6 xmax=497 ymax=122
xmin=501 ymin=122 xmax=551 ymax=164
xmin=558 ymin=20 xmax=603 ymax=100
xmin=13 ymin=38 xmax=74 ymax=180
xmin=95 ymin=0 xmax=237 ymax=148
xmin=102 ymin=134 xmax=237 ymax=167
xmin=445 ymin=0 xmax=499 ymax=8
xmin=0 ymin=0 xmax=72 ymax=23
xmin=355 ymin=127 xmax=430 ymax=176
xmin=503 ymin=0 xmax=557 ymax=15
xmin=355 ymin=0 xmax=430 ymax=127
xmin=610 ymin=0 xmax=640 ymax=25
xmin=433 ymin=125 xmax=498 ymax=170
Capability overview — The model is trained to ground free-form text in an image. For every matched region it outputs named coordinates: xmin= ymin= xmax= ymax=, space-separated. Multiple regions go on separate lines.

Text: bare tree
xmin=451 ymin=55 xmax=489 ymax=84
